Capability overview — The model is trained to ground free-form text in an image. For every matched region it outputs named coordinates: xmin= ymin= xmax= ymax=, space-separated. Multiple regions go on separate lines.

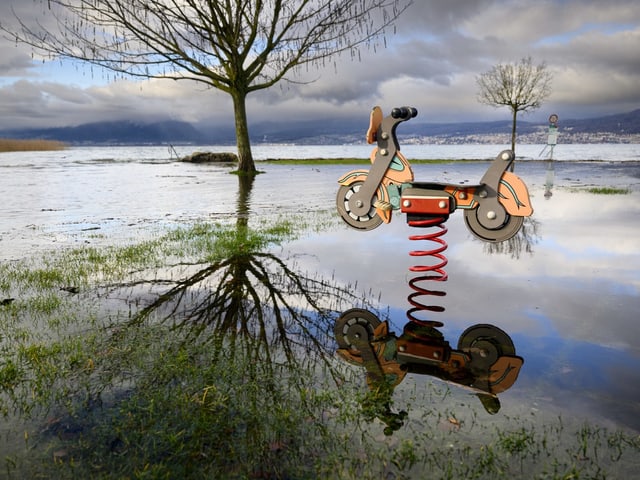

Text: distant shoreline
xmin=260 ymin=157 xmax=628 ymax=164
xmin=263 ymin=157 xmax=490 ymax=164
xmin=1 ymin=142 xmax=637 ymax=163
xmin=0 ymin=138 xmax=67 ymax=152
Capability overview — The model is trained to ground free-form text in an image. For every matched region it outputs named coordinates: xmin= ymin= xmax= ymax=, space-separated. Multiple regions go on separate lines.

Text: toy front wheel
xmin=463 ymin=209 xmax=524 ymax=243
xmin=337 ymin=181 xmax=383 ymax=231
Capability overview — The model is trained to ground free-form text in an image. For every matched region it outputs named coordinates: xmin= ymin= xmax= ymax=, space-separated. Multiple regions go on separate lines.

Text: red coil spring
xmin=406 ymin=217 xmax=448 ymax=328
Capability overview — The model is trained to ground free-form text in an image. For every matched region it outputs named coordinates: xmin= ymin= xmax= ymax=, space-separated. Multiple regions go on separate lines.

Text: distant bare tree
xmin=476 ymin=57 xmax=553 ymax=156
xmin=3 ymin=0 xmax=412 ymax=173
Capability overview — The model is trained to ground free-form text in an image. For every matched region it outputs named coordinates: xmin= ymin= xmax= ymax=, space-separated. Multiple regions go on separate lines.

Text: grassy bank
xmin=263 ymin=157 xmax=486 ymax=165
xmin=0 ymin=138 xmax=67 ymax=152
xmin=1 ymin=218 xmax=639 ymax=479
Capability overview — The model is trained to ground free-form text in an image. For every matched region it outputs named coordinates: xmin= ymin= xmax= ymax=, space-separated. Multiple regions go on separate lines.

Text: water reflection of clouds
xmin=512 ymin=330 xmax=640 ymax=429
xmin=289 ymin=216 xmax=640 ymax=429
xmin=291 ymin=195 xmax=640 ymax=430
xmin=288 ymin=186 xmax=640 ymax=357
xmin=461 ymin=189 xmax=640 ymax=285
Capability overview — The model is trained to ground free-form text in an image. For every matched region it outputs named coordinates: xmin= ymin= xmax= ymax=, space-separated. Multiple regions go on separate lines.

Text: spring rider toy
xmin=334 ymin=106 xmax=531 ymax=433
xmin=336 ymin=106 xmax=533 ymax=241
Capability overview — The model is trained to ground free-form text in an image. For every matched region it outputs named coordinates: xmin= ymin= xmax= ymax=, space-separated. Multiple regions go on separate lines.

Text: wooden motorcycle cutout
xmin=337 ymin=106 xmax=533 ymax=242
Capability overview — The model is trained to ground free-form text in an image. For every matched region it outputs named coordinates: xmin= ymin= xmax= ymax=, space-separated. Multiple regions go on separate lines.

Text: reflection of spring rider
xmin=334 ymin=309 xmax=523 ymax=434
xmin=334 ymin=106 xmax=530 ymax=434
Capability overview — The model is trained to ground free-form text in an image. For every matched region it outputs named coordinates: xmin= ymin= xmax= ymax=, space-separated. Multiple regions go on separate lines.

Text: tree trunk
xmin=510 ymin=107 xmax=518 ymax=156
xmin=231 ymin=91 xmax=257 ymax=174
xmin=509 ymin=107 xmax=518 ymax=171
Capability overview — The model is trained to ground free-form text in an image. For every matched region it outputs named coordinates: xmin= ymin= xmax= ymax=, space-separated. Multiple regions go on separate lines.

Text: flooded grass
xmin=1 ymin=216 xmax=639 ymax=479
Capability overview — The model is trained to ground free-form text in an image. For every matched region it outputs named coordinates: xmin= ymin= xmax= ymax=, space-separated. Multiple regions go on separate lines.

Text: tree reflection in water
xmin=335 ymin=308 xmax=524 ymax=435
xmin=119 ymin=173 xmax=352 ymax=363
xmin=67 ymin=174 xmax=379 ymax=476
xmin=482 ymin=216 xmax=541 ymax=258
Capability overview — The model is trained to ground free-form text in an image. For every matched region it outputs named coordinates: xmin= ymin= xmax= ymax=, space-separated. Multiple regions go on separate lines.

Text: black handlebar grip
xmin=391 ymin=107 xmax=418 ymax=119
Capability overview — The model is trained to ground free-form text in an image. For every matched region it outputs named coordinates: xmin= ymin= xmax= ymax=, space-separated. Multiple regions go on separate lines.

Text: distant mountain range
xmin=2 ymin=109 xmax=639 ymax=145
xmin=1 ymin=120 xmax=212 ymax=145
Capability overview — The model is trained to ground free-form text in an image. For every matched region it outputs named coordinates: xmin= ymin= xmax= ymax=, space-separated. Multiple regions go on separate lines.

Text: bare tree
xmin=3 ymin=0 xmax=412 ymax=173
xmin=476 ymin=56 xmax=552 ymax=156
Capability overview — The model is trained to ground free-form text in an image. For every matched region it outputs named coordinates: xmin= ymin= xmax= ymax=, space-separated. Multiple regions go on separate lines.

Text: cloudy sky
xmin=0 ymin=0 xmax=639 ymax=131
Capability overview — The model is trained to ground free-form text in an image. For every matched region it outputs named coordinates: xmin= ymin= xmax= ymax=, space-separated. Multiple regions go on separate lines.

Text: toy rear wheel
xmin=337 ymin=181 xmax=383 ymax=231
xmin=334 ymin=308 xmax=381 ymax=352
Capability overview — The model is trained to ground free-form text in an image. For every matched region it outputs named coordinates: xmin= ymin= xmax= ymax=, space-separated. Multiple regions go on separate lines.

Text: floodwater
xmin=1 ymin=145 xmax=640 ymax=475
xmin=281 ymin=157 xmax=640 ymax=433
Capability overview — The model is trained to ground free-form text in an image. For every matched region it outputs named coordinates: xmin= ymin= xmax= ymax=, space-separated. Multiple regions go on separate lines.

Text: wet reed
xmin=0 ymin=138 xmax=67 ymax=152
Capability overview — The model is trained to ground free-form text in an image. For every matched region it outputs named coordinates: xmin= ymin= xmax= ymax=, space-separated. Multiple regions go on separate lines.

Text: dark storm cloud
xmin=0 ymin=0 xmax=638 ymax=129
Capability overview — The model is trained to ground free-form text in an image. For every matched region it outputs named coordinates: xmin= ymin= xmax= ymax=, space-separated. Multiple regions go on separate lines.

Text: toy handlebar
xmin=391 ymin=107 xmax=418 ymax=120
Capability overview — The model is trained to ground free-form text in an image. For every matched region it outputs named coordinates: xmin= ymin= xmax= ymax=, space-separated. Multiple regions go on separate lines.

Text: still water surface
xmin=1 ymin=144 xmax=639 ymax=436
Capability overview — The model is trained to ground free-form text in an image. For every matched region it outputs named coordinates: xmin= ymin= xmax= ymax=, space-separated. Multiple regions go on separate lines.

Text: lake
xmin=1 ymin=143 xmax=639 ymax=476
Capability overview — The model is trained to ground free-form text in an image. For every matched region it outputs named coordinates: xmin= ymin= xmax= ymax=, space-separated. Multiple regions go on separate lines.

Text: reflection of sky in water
xmin=284 ymin=168 xmax=640 ymax=431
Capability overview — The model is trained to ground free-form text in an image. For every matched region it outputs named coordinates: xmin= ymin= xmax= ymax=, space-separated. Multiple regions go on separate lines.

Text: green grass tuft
xmin=585 ymin=186 xmax=631 ymax=195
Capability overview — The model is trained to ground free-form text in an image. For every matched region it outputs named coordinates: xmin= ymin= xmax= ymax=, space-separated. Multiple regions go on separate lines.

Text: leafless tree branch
xmin=2 ymin=0 xmax=413 ymax=172
xmin=476 ymin=57 xmax=553 ymax=155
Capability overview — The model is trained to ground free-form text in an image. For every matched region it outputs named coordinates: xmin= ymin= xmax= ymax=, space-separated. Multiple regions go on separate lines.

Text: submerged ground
xmin=0 ymin=153 xmax=639 ymax=478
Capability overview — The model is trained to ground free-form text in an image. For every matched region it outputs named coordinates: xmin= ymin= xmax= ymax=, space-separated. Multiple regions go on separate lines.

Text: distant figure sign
xmin=540 ymin=113 xmax=559 ymax=161
xmin=547 ymin=114 xmax=558 ymax=146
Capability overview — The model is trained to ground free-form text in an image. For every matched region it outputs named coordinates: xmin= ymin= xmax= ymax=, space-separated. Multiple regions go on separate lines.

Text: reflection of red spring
xmin=406 ymin=217 xmax=448 ymax=328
